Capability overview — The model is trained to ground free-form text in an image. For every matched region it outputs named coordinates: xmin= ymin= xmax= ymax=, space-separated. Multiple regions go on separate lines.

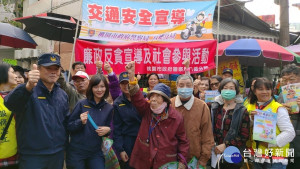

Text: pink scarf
xmin=151 ymin=102 xmax=167 ymax=114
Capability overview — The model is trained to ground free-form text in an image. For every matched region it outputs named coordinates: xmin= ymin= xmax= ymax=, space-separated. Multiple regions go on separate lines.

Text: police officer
xmin=113 ymin=72 xmax=141 ymax=169
xmin=4 ymin=53 xmax=69 ymax=169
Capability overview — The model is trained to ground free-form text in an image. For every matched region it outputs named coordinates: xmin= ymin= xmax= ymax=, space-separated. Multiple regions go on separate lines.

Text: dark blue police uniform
xmin=113 ymin=93 xmax=141 ymax=169
xmin=4 ymin=81 xmax=69 ymax=169
xmin=66 ymin=98 xmax=113 ymax=169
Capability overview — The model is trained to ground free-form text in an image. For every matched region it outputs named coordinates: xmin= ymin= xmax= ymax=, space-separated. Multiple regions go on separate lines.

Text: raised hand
xmin=282 ymin=103 xmax=292 ymax=114
xmin=194 ymin=79 xmax=201 ymax=87
xmin=125 ymin=61 xmax=135 ymax=81
xmin=103 ymin=61 xmax=112 ymax=73
xmin=95 ymin=60 xmax=103 ymax=69
xmin=80 ymin=111 xmax=88 ymax=124
xmin=182 ymin=59 xmax=190 ymax=69
xmin=26 ymin=64 xmax=40 ymax=91
xmin=137 ymin=72 xmax=141 ymax=81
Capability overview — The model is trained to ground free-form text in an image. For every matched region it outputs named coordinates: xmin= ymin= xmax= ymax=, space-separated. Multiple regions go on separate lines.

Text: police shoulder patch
xmin=83 ymin=105 xmax=91 ymax=108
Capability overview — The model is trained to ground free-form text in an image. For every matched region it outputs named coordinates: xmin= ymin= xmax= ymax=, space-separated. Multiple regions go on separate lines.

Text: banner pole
xmin=68 ymin=0 xmax=83 ymax=80
xmin=215 ymin=0 xmax=220 ymax=75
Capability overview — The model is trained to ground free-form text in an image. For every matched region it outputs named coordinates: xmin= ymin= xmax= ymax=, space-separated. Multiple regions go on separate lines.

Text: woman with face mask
xmin=125 ymin=61 xmax=189 ymax=169
xmin=211 ymin=78 xmax=250 ymax=169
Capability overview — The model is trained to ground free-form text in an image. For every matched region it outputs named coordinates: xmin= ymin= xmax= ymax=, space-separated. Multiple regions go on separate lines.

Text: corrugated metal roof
xmin=213 ymin=20 xmax=279 ymax=42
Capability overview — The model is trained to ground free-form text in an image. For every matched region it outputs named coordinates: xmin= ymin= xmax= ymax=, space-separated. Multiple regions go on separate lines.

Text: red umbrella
xmin=0 ymin=22 xmax=37 ymax=48
xmin=218 ymin=39 xmax=296 ymax=66
xmin=218 ymin=39 xmax=294 ymax=61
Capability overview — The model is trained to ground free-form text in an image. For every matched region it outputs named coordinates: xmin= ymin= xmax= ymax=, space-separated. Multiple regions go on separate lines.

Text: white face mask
xmin=177 ymin=88 xmax=193 ymax=99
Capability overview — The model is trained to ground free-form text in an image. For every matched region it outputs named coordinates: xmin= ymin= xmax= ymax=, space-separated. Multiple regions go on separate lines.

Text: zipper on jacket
xmin=221 ymin=109 xmax=228 ymax=131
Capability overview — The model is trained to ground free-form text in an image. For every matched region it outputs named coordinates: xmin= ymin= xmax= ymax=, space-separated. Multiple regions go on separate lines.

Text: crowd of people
xmin=0 ymin=53 xmax=299 ymax=169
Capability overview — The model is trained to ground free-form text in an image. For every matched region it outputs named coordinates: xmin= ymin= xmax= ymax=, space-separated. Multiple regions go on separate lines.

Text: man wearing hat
xmin=113 ymin=71 xmax=142 ymax=169
xmin=4 ymin=53 xmax=69 ymax=169
xmin=125 ymin=61 xmax=189 ymax=169
xmin=222 ymin=68 xmax=233 ymax=79
xmin=57 ymin=70 xmax=89 ymax=112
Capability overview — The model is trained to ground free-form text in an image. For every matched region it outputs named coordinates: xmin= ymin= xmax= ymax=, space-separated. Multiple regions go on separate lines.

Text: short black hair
xmin=201 ymin=76 xmax=210 ymax=81
xmin=86 ymin=74 xmax=109 ymax=101
xmin=145 ymin=73 xmax=159 ymax=88
xmin=249 ymin=77 xmax=273 ymax=104
xmin=12 ymin=65 xmax=25 ymax=79
xmin=218 ymin=78 xmax=240 ymax=95
xmin=210 ymin=75 xmax=222 ymax=82
xmin=72 ymin=61 xmax=86 ymax=70
xmin=201 ymin=76 xmax=210 ymax=84
xmin=24 ymin=68 xmax=30 ymax=72
xmin=0 ymin=63 xmax=11 ymax=84
xmin=281 ymin=64 xmax=300 ymax=77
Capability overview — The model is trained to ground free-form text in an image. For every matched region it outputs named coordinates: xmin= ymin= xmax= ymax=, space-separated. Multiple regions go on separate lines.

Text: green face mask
xmin=221 ymin=89 xmax=236 ymax=100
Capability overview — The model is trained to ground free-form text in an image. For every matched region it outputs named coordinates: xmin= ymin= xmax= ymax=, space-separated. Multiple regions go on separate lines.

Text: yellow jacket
xmin=247 ymin=100 xmax=289 ymax=157
xmin=0 ymin=96 xmax=17 ymax=159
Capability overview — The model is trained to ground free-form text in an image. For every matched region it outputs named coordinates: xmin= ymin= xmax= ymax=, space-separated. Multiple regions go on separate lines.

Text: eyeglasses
xmin=281 ymin=78 xmax=298 ymax=84
xmin=210 ymin=82 xmax=219 ymax=87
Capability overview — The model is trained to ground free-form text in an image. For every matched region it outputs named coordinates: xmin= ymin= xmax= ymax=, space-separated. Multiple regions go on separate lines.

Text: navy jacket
xmin=4 ymin=80 xmax=69 ymax=155
xmin=113 ymin=93 xmax=141 ymax=154
xmin=67 ymin=98 xmax=113 ymax=154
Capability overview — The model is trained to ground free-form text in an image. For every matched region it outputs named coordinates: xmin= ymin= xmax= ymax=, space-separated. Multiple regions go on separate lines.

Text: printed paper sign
xmin=253 ymin=109 xmax=277 ymax=144
xmin=205 ymin=90 xmax=220 ymax=103
xmin=281 ymin=83 xmax=300 ymax=114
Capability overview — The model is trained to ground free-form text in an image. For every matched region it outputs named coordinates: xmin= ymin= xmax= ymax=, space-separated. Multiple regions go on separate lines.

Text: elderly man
xmin=69 ymin=61 xmax=86 ymax=88
xmin=277 ymin=64 xmax=300 ymax=168
xmin=4 ymin=53 xmax=69 ymax=169
xmin=72 ymin=61 xmax=86 ymax=74
xmin=57 ymin=70 xmax=89 ymax=112
xmin=170 ymin=74 xmax=214 ymax=167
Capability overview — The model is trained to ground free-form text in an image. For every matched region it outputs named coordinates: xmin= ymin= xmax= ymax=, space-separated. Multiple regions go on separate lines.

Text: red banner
xmin=75 ymin=39 xmax=216 ymax=75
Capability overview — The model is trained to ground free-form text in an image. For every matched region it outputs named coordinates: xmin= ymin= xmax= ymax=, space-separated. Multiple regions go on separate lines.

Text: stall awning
xmin=213 ymin=20 xmax=279 ymax=43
